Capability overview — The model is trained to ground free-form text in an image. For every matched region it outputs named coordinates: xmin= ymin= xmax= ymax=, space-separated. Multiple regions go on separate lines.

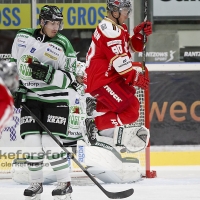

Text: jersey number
xmin=111 ymin=45 xmax=123 ymax=55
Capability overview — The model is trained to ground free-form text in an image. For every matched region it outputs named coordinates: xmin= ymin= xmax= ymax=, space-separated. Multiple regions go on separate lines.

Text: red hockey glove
xmin=130 ymin=33 xmax=144 ymax=52
xmin=134 ymin=21 xmax=152 ymax=36
xmin=123 ymin=69 xmax=149 ymax=90
xmin=134 ymin=73 xmax=149 ymax=90
xmin=121 ymin=64 xmax=149 ymax=90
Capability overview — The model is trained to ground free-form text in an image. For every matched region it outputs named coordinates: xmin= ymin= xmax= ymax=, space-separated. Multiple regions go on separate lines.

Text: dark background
xmin=150 ymin=71 xmax=200 ymax=145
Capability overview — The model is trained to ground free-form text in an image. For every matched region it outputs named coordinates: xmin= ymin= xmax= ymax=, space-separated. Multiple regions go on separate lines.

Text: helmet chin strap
xmin=111 ymin=11 xmax=121 ymax=25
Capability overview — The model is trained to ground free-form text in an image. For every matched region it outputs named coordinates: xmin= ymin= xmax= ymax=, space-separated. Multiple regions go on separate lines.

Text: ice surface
xmin=0 ymin=166 xmax=200 ymax=200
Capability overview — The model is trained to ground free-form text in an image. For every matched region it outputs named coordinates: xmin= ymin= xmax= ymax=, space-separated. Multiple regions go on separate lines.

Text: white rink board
xmin=147 ymin=63 xmax=200 ymax=71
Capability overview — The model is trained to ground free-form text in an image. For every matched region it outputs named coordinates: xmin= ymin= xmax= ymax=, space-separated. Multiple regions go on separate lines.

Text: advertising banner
xmin=135 ymin=33 xmax=179 ymax=62
xmin=0 ymin=4 xmax=106 ymax=30
xmin=180 ymin=47 xmax=200 ymax=62
xmin=153 ymin=0 xmax=200 ymax=19
xmin=150 ymin=70 xmax=200 ymax=145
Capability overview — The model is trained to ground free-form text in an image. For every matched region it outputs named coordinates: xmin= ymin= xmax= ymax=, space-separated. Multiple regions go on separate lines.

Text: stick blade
xmin=105 ymin=188 xmax=134 ymax=199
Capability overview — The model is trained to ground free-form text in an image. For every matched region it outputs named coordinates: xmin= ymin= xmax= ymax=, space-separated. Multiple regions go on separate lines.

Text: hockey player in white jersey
xmin=11 ymin=5 xmax=77 ymax=200
xmin=11 ymin=59 xmax=150 ymax=185
xmin=0 ymin=60 xmax=18 ymax=133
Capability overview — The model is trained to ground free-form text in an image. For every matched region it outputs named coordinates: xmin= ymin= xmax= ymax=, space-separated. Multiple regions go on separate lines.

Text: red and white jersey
xmin=85 ymin=17 xmax=133 ymax=93
xmin=0 ymin=77 xmax=14 ymax=132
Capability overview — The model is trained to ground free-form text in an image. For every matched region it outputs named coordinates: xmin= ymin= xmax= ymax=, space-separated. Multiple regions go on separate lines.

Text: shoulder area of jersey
xmin=53 ymin=33 xmax=71 ymax=45
xmin=50 ymin=33 xmax=74 ymax=52
xmin=98 ymin=17 xmax=124 ymax=38
xmin=17 ymin=28 xmax=35 ymax=36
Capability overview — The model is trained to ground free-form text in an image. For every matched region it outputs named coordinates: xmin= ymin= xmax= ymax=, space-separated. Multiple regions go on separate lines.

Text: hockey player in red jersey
xmin=0 ymin=60 xmax=18 ymax=132
xmin=85 ymin=0 xmax=152 ymax=145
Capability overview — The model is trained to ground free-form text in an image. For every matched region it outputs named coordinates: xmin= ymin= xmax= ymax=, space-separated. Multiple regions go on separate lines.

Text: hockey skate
xmin=86 ymin=97 xmax=96 ymax=116
xmin=85 ymin=118 xmax=98 ymax=145
xmin=52 ymin=182 xmax=73 ymax=200
xmin=24 ymin=183 xmax=43 ymax=200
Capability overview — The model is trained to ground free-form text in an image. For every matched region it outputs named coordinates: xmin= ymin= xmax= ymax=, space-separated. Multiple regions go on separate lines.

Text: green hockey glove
xmin=14 ymin=81 xmax=27 ymax=108
xmin=29 ymin=62 xmax=55 ymax=84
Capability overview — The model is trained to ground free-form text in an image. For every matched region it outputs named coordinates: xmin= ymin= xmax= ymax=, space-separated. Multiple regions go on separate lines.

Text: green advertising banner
xmin=0 ymin=3 xmax=106 ymax=30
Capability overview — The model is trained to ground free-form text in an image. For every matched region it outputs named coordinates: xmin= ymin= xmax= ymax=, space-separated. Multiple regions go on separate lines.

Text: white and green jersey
xmin=11 ymin=28 xmax=77 ymax=104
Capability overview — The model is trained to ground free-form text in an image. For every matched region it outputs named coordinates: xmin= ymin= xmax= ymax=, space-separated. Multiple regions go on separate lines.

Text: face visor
xmin=44 ymin=20 xmax=64 ymax=31
xmin=120 ymin=6 xmax=132 ymax=17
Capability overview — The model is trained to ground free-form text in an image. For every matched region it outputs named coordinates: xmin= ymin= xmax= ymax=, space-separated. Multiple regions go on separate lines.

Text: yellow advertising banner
xmin=0 ymin=4 xmax=31 ymax=29
xmin=0 ymin=4 xmax=107 ymax=30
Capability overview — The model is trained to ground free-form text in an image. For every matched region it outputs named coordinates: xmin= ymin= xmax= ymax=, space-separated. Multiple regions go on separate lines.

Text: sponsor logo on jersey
xmin=20 ymin=116 xmax=35 ymax=125
xmin=118 ymin=60 xmax=131 ymax=68
xmin=49 ymin=44 xmax=63 ymax=52
xmin=68 ymin=130 xmax=82 ymax=136
xmin=107 ymin=40 xmax=122 ymax=46
xmin=23 ymin=82 xmax=39 ymax=87
xmin=103 ymin=85 xmax=122 ymax=102
xmin=17 ymin=39 xmax=26 ymax=44
xmin=18 ymin=44 xmax=26 ymax=48
xmin=30 ymin=48 xmax=36 ymax=53
xmin=18 ymin=55 xmax=36 ymax=80
xmin=47 ymin=115 xmax=67 ymax=125
xmin=47 ymin=48 xmax=59 ymax=56
xmin=101 ymin=23 xmax=107 ymax=30
xmin=17 ymin=34 xmax=29 ymax=38
xmin=68 ymin=113 xmax=80 ymax=129
xmin=44 ymin=52 xmax=58 ymax=60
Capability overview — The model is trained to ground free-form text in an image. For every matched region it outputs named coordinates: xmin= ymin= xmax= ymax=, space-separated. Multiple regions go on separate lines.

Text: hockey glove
xmin=29 ymin=62 xmax=55 ymax=84
xmin=134 ymin=21 xmax=152 ymax=36
xmin=14 ymin=81 xmax=27 ymax=108
xmin=121 ymin=64 xmax=149 ymax=90
xmin=133 ymin=72 xmax=149 ymax=90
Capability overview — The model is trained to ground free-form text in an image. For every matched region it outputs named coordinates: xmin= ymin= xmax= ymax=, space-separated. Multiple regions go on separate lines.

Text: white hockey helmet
xmin=0 ymin=60 xmax=19 ymax=92
xmin=107 ymin=0 xmax=132 ymax=16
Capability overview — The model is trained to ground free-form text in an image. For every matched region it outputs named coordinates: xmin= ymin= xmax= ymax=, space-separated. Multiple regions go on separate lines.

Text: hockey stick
xmin=22 ymin=103 xmax=134 ymax=199
xmin=142 ymin=0 xmax=148 ymax=74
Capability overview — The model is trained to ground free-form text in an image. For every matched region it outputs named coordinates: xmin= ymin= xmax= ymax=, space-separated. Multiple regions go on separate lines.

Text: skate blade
xmin=25 ymin=194 xmax=41 ymax=200
xmin=53 ymin=194 xmax=72 ymax=200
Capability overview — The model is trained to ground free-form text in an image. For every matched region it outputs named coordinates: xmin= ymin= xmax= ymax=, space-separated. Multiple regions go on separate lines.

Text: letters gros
xmin=0 ymin=4 xmax=106 ymax=29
